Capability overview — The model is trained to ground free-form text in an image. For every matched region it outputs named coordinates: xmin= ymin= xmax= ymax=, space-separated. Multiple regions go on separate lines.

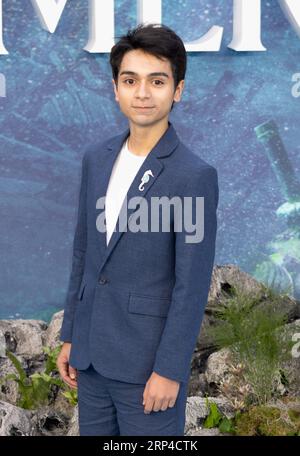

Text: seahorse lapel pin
xmin=138 ymin=169 xmax=154 ymax=191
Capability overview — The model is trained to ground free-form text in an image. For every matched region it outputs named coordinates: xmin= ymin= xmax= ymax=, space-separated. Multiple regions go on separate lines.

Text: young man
xmin=57 ymin=23 xmax=219 ymax=436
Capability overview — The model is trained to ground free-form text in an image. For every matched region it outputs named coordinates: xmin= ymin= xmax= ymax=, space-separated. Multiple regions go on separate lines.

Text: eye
xmin=123 ymin=79 xmax=135 ymax=85
xmin=122 ymin=79 xmax=164 ymax=86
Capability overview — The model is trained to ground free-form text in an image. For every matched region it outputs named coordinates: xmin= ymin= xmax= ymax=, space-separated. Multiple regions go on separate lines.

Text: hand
xmin=142 ymin=371 xmax=180 ymax=414
xmin=56 ymin=342 xmax=78 ymax=389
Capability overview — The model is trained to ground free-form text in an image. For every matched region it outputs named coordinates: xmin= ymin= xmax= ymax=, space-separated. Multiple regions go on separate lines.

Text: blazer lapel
xmin=93 ymin=127 xmax=130 ymax=261
xmin=95 ymin=120 xmax=180 ymax=274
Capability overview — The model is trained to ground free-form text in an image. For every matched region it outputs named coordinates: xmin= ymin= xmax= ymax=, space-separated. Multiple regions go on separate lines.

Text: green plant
xmin=207 ymin=284 xmax=294 ymax=405
xmin=42 ymin=345 xmax=63 ymax=375
xmin=0 ymin=345 xmax=77 ymax=409
xmin=61 ymin=388 xmax=78 ymax=406
xmin=42 ymin=344 xmax=78 ymax=406
xmin=203 ymin=397 xmax=235 ymax=434
xmin=234 ymin=404 xmax=300 ymax=436
xmin=203 ymin=397 xmax=300 ymax=436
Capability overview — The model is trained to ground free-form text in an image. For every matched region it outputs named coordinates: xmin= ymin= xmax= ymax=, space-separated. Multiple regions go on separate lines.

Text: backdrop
xmin=1 ymin=0 xmax=300 ymax=321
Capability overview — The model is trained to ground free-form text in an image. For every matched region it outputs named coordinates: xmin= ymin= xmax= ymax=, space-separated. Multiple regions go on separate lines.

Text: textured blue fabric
xmin=77 ymin=363 xmax=189 ymax=436
xmin=60 ymin=120 xmax=219 ymax=384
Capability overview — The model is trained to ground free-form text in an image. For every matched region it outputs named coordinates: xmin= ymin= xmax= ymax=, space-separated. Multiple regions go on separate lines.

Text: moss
xmin=288 ymin=407 xmax=300 ymax=423
xmin=234 ymin=405 xmax=299 ymax=436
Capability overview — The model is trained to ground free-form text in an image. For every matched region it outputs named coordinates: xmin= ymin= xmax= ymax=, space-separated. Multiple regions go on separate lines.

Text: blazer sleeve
xmin=59 ymin=151 xmax=88 ymax=342
xmin=152 ymin=165 xmax=219 ymax=383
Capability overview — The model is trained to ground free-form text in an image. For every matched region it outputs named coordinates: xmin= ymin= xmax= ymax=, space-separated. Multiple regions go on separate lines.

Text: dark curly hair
xmin=109 ymin=23 xmax=187 ymax=111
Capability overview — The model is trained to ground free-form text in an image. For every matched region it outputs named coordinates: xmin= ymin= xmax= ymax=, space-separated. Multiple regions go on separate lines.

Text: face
xmin=112 ymin=49 xmax=184 ymax=127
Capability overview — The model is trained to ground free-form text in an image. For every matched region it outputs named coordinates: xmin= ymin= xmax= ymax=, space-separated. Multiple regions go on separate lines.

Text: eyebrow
xmin=119 ymin=71 xmax=170 ymax=79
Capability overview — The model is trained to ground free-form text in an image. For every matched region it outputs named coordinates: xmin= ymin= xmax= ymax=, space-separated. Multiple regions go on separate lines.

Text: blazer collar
xmin=106 ymin=120 xmax=179 ymax=159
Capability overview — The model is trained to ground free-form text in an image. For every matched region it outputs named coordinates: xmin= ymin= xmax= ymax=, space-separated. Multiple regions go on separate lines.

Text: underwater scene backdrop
xmin=0 ymin=0 xmax=300 ymax=321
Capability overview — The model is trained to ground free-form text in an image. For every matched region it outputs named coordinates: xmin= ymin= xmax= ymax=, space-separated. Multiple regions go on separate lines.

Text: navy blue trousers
xmin=76 ymin=363 xmax=189 ymax=436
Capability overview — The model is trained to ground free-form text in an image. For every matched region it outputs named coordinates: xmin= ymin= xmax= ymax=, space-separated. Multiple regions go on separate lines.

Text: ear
xmin=112 ymin=78 xmax=119 ymax=102
xmin=173 ymin=80 xmax=185 ymax=103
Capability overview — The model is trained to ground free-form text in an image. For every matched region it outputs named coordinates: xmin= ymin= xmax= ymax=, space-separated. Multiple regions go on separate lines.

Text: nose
xmin=135 ymin=80 xmax=151 ymax=99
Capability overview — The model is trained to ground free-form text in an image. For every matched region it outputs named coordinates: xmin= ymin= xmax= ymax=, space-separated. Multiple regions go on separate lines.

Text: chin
xmin=129 ymin=116 xmax=156 ymax=125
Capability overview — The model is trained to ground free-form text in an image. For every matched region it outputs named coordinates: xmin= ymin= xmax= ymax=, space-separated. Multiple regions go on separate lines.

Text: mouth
xmin=133 ymin=106 xmax=155 ymax=110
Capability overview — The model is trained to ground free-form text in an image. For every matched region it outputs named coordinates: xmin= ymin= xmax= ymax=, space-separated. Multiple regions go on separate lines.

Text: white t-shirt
xmin=105 ymin=137 xmax=147 ymax=246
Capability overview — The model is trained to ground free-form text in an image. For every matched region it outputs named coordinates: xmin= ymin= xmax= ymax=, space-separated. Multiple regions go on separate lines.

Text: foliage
xmin=203 ymin=397 xmax=236 ymax=434
xmin=203 ymin=397 xmax=300 ymax=436
xmin=0 ymin=344 xmax=77 ymax=410
xmin=206 ymin=284 xmax=295 ymax=405
xmin=234 ymin=404 xmax=300 ymax=436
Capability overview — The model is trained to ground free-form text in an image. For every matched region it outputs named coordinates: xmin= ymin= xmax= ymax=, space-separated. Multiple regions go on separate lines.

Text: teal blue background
xmin=0 ymin=0 xmax=300 ymax=321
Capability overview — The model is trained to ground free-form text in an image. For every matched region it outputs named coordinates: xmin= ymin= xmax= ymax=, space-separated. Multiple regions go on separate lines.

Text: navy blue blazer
xmin=60 ymin=120 xmax=219 ymax=384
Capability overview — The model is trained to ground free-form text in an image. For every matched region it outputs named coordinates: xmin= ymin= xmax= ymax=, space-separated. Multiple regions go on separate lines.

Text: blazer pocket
xmin=128 ymin=293 xmax=171 ymax=318
xmin=77 ymin=281 xmax=87 ymax=301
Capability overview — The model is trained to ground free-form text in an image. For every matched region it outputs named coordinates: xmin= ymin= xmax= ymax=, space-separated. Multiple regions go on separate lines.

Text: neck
xmin=127 ymin=119 xmax=169 ymax=156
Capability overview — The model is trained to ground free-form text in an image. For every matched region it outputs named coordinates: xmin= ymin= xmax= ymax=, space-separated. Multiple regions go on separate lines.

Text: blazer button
xmin=99 ymin=277 xmax=108 ymax=285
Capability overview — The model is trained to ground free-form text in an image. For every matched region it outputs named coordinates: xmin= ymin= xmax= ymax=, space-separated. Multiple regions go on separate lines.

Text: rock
xmin=209 ymin=264 xmax=263 ymax=303
xmin=206 ymin=348 xmax=233 ymax=386
xmin=188 ymin=427 xmax=222 ymax=436
xmin=255 ymin=294 xmax=300 ymax=323
xmin=67 ymin=405 xmax=79 ymax=436
xmin=45 ymin=311 xmax=64 ymax=349
xmin=188 ymin=370 xmax=209 ymax=397
xmin=0 ymin=400 xmax=36 ymax=436
xmin=0 ymin=358 xmax=20 ymax=405
xmin=0 ymin=264 xmax=299 ymax=435
xmin=189 ymin=265 xmax=300 ymax=400
xmin=0 ymin=320 xmax=48 ymax=356
xmin=280 ymin=319 xmax=300 ymax=396
xmin=34 ymin=406 xmax=69 ymax=436
xmin=196 ymin=264 xmax=300 ymax=353
xmin=50 ymin=384 xmax=76 ymax=418
xmin=195 ymin=264 xmax=264 ymax=356
xmin=184 ymin=396 xmax=234 ymax=435
xmin=0 ymin=331 xmax=6 ymax=357
xmin=205 ymin=348 xmax=255 ymax=410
